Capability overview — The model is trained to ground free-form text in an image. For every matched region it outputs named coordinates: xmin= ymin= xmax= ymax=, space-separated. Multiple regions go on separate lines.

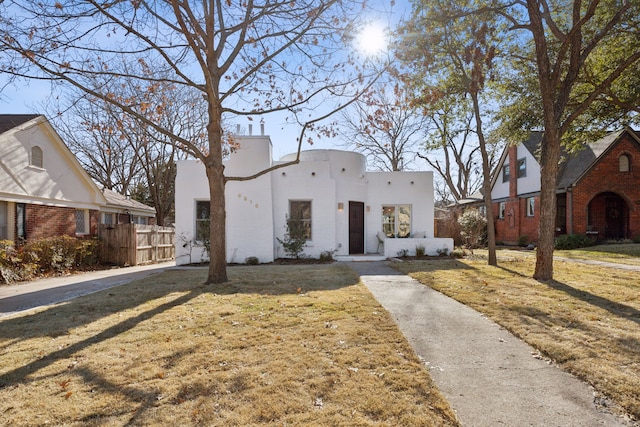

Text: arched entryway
xmin=587 ymin=192 xmax=629 ymax=240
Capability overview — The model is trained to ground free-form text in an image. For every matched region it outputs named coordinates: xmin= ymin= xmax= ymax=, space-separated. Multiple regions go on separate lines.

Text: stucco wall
xmin=175 ymin=137 xmax=441 ymax=264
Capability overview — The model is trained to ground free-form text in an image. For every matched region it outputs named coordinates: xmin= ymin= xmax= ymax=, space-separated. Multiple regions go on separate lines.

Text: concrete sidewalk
xmin=346 ymin=261 xmax=632 ymax=427
xmin=0 ymin=261 xmax=175 ymax=318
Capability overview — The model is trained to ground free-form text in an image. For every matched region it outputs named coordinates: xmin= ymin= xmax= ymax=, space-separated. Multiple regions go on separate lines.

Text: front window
xmin=517 ymin=158 xmax=526 ymax=178
xmin=195 ymin=200 xmax=210 ymax=241
xmin=526 ymin=197 xmax=535 ymax=217
xmin=499 ymin=202 xmax=506 ymax=219
xmin=289 ymin=200 xmax=312 ymax=240
xmin=75 ymin=209 xmax=88 ymax=234
xmin=382 ymin=205 xmax=411 ymax=237
xmin=502 ymin=164 xmax=510 ymax=182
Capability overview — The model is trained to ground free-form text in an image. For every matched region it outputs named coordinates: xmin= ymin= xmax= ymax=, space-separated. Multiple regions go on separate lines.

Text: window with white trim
xmin=382 ymin=205 xmax=411 ymax=237
xmin=499 ymin=202 xmax=506 ymax=219
xmin=195 ymin=200 xmax=210 ymax=241
xmin=31 ymin=146 xmax=43 ymax=168
xmin=75 ymin=209 xmax=88 ymax=234
xmin=526 ymin=197 xmax=535 ymax=217
xmin=102 ymin=213 xmax=114 ymax=225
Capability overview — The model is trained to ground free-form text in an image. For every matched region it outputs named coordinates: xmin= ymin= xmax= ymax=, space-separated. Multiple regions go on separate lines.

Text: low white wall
xmin=382 ymin=237 xmax=454 ymax=258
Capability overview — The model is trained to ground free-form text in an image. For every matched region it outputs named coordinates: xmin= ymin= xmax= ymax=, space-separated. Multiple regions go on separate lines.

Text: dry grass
xmin=392 ymin=254 xmax=640 ymax=421
xmin=0 ymin=264 xmax=458 ymax=426
xmin=554 ymin=243 xmax=640 ymax=266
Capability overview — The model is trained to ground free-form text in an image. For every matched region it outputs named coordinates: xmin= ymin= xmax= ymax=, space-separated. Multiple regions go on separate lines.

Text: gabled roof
xmin=493 ymin=128 xmax=639 ymax=191
xmin=102 ymin=188 xmax=156 ymax=215
xmin=0 ymin=114 xmax=41 ymax=134
xmin=557 ymin=129 xmax=637 ymax=188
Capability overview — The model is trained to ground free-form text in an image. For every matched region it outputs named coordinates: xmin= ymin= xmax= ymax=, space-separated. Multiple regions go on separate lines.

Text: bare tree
xmin=1 ymin=0 xmax=385 ymax=284
xmin=417 ymin=98 xmax=490 ymax=202
xmin=338 ymin=82 xmax=425 ymax=171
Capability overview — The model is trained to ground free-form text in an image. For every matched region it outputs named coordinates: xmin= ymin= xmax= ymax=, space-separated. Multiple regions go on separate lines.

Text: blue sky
xmin=0 ymin=0 xmax=414 ymax=162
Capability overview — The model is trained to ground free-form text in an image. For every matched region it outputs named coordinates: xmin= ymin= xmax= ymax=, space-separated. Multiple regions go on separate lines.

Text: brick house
xmin=0 ymin=114 xmax=156 ymax=242
xmin=490 ymin=128 xmax=640 ymax=245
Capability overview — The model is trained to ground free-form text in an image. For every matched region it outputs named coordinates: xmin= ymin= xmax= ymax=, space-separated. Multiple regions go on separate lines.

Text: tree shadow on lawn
xmin=542 ymin=279 xmax=640 ymax=327
xmin=0 ymin=264 xmax=360 ymax=389
xmin=387 ymin=258 xmax=476 ymax=275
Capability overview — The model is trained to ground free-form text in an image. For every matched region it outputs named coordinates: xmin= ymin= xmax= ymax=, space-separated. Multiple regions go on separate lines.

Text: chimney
xmin=236 ymin=124 xmax=240 ymax=134
xmin=248 ymin=124 xmax=253 ymax=135
xmin=260 ymin=123 xmax=265 ymax=136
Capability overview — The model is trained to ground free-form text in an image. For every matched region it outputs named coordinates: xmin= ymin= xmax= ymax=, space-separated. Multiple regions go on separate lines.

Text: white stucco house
xmin=174 ymin=131 xmax=453 ymax=265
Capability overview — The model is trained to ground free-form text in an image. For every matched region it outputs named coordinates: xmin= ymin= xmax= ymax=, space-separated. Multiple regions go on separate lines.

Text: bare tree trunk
xmin=533 ymin=131 xmax=560 ymax=280
xmin=472 ymin=93 xmax=497 ymax=266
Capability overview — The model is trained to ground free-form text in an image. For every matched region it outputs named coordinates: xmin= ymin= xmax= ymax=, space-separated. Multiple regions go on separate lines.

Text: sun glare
xmin=356 ymin=22 xmax=387 ymax=56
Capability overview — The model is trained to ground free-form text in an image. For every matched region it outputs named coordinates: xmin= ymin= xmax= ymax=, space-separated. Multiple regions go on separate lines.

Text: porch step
xmin=335 ymin=254 xmax=386 ymax=262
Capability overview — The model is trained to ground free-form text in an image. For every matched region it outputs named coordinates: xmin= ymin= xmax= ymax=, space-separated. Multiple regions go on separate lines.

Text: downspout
xmin=566 ymin=186 xmax=573 ymax=235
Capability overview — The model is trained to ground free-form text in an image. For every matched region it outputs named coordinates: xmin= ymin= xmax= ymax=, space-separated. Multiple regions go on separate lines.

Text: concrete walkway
xmin=0 ymin=261 xmax=175 ymax=318
xmin=346 ymin=261 xmax=633 ymax=427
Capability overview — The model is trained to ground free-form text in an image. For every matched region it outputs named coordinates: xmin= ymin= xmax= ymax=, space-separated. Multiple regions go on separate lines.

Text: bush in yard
xmin=276 ymin=216 xmax=307 ymax=259
xmin=245 ymin=256 xmax=259 ymax=265
xmin=0 ymin=237 xmax=99 ymax=284
xmin=415 ymin=245 xmax=426 ymax=257
xmin=458 ymin=208 xmax=487 ymax=249
xmin=554 ymin=234 xmax=594 ymax=250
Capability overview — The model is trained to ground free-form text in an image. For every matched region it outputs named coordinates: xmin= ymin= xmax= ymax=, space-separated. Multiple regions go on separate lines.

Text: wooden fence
xmin=98 ymin=224 xmax=175 ymax=266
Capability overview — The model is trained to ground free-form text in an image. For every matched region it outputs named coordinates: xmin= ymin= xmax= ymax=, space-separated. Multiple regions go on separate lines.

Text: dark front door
xmin=349 ymin=201 xmax=365 ymax=254
xmin=605 ymin=196 xmax=626 ymax=239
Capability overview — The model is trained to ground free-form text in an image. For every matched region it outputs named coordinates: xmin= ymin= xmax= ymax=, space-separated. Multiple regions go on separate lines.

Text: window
xmin=526 ymin=197 xmax=535 ymax=217
xmin=382 ymin=205 xmax=411 ymax=237
xmin=75 ymin=209 xmax=88 ymax=234
xmin=31 ymin=146 xmax=43 ymax=168
xmin=502 ymin=164 xmax=510 ymax=182
xmin=289 ymin=200 xmax=312 ymax=240
xmin=0 ymin=201 xmax=7 ymax=240
xmin=195 ymin=200 xmax=210 ymax=241
xmin=499 ymin=202 xmax=506 ymax=219
xmin=17 ymin=203 xmax=26 ymax=240
xmin=619 ymin=154 xmax=630 ymax=172
xmin=102 ymin=213 xmax=114 ymax=225
xmin=132 ymin=216 xmax=148 ymax=225
xmin=517 ymin=158 xmax=526 ymax=178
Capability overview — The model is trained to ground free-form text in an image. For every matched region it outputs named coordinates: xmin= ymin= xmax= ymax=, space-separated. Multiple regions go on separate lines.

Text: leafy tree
xmin=397 ymin=0 xmax=506 ymax=266
xmin=493 ymin=0 xmax=640 ymax=280
xmin=338 ymin=82 xmax=425 ymax=171
xmin=0 ymin=0 xmax=385 ymax=284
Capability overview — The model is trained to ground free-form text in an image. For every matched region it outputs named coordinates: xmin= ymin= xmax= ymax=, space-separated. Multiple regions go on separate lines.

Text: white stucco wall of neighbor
xmin=174 ymin=133 xmax=453 ymax=265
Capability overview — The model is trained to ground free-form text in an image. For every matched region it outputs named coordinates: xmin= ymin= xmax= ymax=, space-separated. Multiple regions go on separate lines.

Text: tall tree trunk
xmin=472 ymin=93 xmax=497 ymax=266
xmin=533 ymin=131 xmax=560 ymax=280
xmin=205 ymin=97 xmax=228 ymax=284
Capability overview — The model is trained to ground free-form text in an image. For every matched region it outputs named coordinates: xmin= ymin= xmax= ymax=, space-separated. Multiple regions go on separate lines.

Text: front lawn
xmin=393 ymin=253 xmax=640 ymax=422
xmin=0 ymin=264 xmax=458 ymax=426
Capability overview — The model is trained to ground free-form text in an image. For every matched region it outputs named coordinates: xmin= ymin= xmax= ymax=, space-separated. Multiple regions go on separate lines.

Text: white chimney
xmin=236 ymin=124 xmax=241 ymax=134
xmin=248 ymin=124 xmax=253 ymax=135
xmin=260 ymin=123 xmax=265 ymax=135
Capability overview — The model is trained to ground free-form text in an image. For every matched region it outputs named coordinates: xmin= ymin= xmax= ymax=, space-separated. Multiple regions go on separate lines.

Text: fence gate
xmin=98 ymin=224 xmax=175 ymax=266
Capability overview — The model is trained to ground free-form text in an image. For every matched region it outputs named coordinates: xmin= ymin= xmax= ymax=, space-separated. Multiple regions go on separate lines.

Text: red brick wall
xmin=492 ymin=145 xmax=543 ymax=245
xmin=570 ymin=133 xmax=640 ymax=239
xmin=22 ymin=204 xmax=100 ymax=240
